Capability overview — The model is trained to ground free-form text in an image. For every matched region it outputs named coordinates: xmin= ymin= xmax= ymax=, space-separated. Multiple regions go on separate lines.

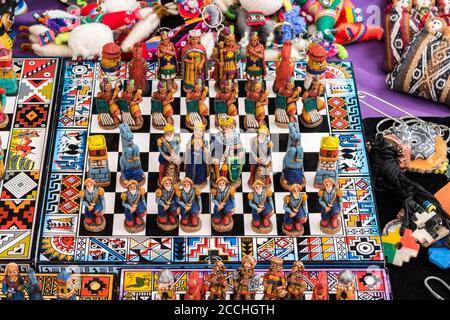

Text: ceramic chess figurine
xmin=275 ymin=78 xmax=301 ymax=128
xmin=101 ymin=42 xmax=121 ymax=74
xmin=282 ymin=184 xmax=308 ymax=237
xmin=280 ymin=122 xmax=306 ymax=191
xmin=96 ymin=78 xmax=120 ymax=129
xmin=313 ymin=136 xmax=339 ymax=188
xmin=157 ymin=123 xmax=181 ymax=186
xmin=184 ymin=271 xmax=206 ymax=300
xmin=304 ymin=43 xmax=327 ymax=90
xmin=274 ymin=40 xmax=294 ymax=93
xmin=234 ymin=255 xmax=258 ymax=300
xmin=248 ymin=179 xmax=275 ymax=234
xmin=214 ymin=80 xmax=238 ymax=127
xmin=300 ymin=78 xmax=325 ymax=128
xmin=151 ymin=81 xmax=176 ymax=130
xmin=262 ymin=257 xmax=287 ymax=300
xmin=213 ymin=26 xmax=240 ymax=91
xmin=80 ymin=178 xmax=106 ymax=232
xmin=244 ymin=80 xmax=269 ymax=130
xmin=177 ymin=177 xmax=202 ymax=233
xmin=0 ymin=87 xmax=9 ymax=128
xmin=318 ymin=178 xmax=343 ymax=234
xmin=0 ymin=48 xmax=17 ymax=94
xmin=119 ymin=123 xmax=145 ymax=188
xmin=128 ymin=42 xmax=149 ymax=94
xmin=336 ymin=270 xmax=356 ymax=300
xmin=121 ymin=180 xmax=147 ymax=233
xmin=2 ymin=263 xmax=25 ymax=300
xmin=245 ymin=32 xmax=266 ymax=91
xmin=286 ymin=261 xmax=307 ymax=300
xmin=156 ymin=269 xmax=176 ymax=300
xmin=0 ymin=137 xmax=4 ymax=181
xmin=119 ymin=80 xmax=143 ymax=130
xmin=185 ymin=80 xmax=209 ymax=130
xmin=311 ymin=271 xmax=329 ymax=300
xmin=181 ymin=29 xmax=207 ymax=92
xmin=211 ymin=177 xmax=236 ymax=233
xmin=87 ymin=135 xmax=111 ymax=187
xmin=56 ymin=269 xmax=76 ymax=300
xmin=184 ymin=122 xmax=209 ymax=189
xmin=155 ymin=176 xmax=179 ymax=231
xmin=248 ymin=125 xmax=272 ymax=187
xmin=157 ymin=31 xmax=178 ymax=91
xmin=27 ymin=269 xmax=42 ymax=300
xmin=208 ymin=261 xmax=228 ymax=300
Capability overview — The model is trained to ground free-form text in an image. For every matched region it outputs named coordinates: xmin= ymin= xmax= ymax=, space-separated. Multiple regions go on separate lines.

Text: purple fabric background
xmin=11 ymin=0 xmax=450 ymax=118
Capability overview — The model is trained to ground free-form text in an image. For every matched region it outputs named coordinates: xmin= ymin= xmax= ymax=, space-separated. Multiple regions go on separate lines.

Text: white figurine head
xmin=239 ymin=0 xmax=284 ymax=16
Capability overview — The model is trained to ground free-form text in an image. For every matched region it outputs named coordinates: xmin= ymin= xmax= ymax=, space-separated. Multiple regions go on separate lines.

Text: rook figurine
xmin=151 ymin=81 xmax=175 ymax=130
xmin=282 ymin=184 xmax=308 ymax=237
xmin=184 ymin=122 xmax=209 ymax=189
xmin=2 ymin=263 xmax=24 ymax=300
xmin=286 ymin=261 xmax=307 ymax=300
xmin=262 ymin=257 xmax=287 ymax=300
xmin=156 ymin=176 xmax=179 ymax=231
xmin=208 ymin=261 xmax=228 ymax=300
xmin=119 ymin=123 xmax=145 ymax=188
xmin=87 ymin=135 xmax=111 ymax=187
xmin=211 ymin=177 xmax=236 ymax=233
xmin=280 ymin=122 xmax=306 ymax=191
xmin=157 ymin=123 xmax=181 ymax=186
xmin=318 ymin=178 xmax=343 ymax=234
xmin=177 ymin=177 xmax=202 ymax=233
xmin=248 ymin=179 xmax=274 ymax=234
xmin=56 ymin=269 xmax=76 ymax=300
xmin=121 ymin=180 xmax=147 ymax=233
xmin=313 ymin=136 xmax=339 ymax=188
xmin=80 ymin=178 xmax=106 ymax=232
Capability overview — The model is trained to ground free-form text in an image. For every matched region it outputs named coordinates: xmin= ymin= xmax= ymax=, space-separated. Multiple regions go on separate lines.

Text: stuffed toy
xmin=387 ymin=17 xmax=450 ymax=106
xmin=411 ymin=0 xmax=438 ymax=32
xmin=334 ymin=22 xmax=384 ymax=45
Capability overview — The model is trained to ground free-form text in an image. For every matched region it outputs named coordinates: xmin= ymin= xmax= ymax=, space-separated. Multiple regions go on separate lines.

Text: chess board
xmin=37 ymin=59 xmax=385 ymax=267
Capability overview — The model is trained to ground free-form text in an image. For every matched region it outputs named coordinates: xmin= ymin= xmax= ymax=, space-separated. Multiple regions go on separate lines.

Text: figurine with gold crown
xmin=184 ymin=122 xmax=209 ymax=189
xmin=157 ymin=123 xmax=181 ymax=187
xmin=185 ymin=79 xmax=209 ymax=131
xmin=155 ymin=176 xmax=179 ymax=231
xmin=245 ymin=79 xmax=269 ymax=130
xmin=248 ymin=125 xmax=272 ymax=188
xmin=182 ymin=29 xmax=207 ymax=93
xmin=177 ymin=177 xmax=202 ymax=233
xmin=248 ymin=179 xmax=274 ymax=234
xmin=211 ymin=176 xmax=236 ymax=232
xmin=157 ymin=30 xmax=178 ymax=91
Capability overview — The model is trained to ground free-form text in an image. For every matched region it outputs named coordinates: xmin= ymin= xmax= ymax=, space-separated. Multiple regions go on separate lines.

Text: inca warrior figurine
xmin=96 ymin=78 xmax=120 ymax=129
xmin=304 ymin=43 xmax=327 ymax=90
xmin=184 ymin=271 xmax=206 ymax=300
xmin=336 ymin=270 xmax=356 ymax=300
xmin=262 ymin=257 xmax=287 ymax=300
xmin=300 ymin=78 xmax=325 ymax=128
xmin=185 ymin=80 xmax=209 ymax=130
xmin=121 ymin=179 xmax=147 ymax=233
xmin=119 ymin=80 xmax=143 ymax=130
xmin=210 ymin=115 xmax=245 ymax=188
xmin=151 ymin=81 xmax=175 ymax=130
xmin=248 ymin=125 xmax=272 ymax=187
xmin=245 ymin=32 xmax=266 ymax=91
xmin=314 ymin=136 xmax=339 ymax=188
xmin=56 ymin=269 xmax=76 ymax=300
xmin=213 ymin=26 xmax=240 ymax=91
xmin=80 ymin=178 xmax=106 ymax=232
xmin=177 ymin=177 xmax=202 ymax=233
xmin=286 ymin=261 xmax=307 ymax=300
xmin=234 ymin=255 xmax=258 ymax=300
xmin=213 ymin=80 xmax=238 ymax=127
xmin=211 ymin=177 xmax=236 ymax=233
xmin=182 ymin=29 xmax=207 ymax=92
xmin=2 ymin=263 xmax=25 ymax=300
xmin=157 ymin=123 xmax=181 ymax=186
xmin=129 ymin=42 xmax=149 ymax=94
xmin=311 ymin=272 xmax=329 ymax=300
xmin=280 ymin=122 xmax=306 ymax=191
xmin=156 ymin=176 xmax=179 ymax=231
xmin=0 ymin=87 xmax=9 ymax=128
xmin=156 ymin=269 xmax=176 ymax=300
xmin=274 ymin=40 xmax=294 ymax=93
xmin=208 ymin=261 xmax=228 ymax=300
xmin=282 ymin=184 xmax=308 ymax=237
xmin=275 ymin=78 xmax=301 ymax=128
xmin=248 ymin=179 xmax=275 ymax=234
xmin=318 ymin=178 xmax=343 ymax=234
xmin=157 ymin=31 xmax=178 ymax=91
xmin=184 ymin=122 xmax=209 ymax=189
xmin=245 ymin=79 xmax=269 ymax=130
xmin=119 ymin=123 xmax=145 ymax=188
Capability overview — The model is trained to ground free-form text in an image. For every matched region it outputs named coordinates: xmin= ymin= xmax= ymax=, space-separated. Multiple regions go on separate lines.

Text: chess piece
xmin=286 ymin=261 xmax=307 ymax=300
xmin=96 ymin=79 xmax=120 ymax=129
xmin=157 ymin=31 xmax=178 ymax=91
xmin=177 ymin=177 xmax=202 ymax=233
xmin=313 ymin=136 xmax=339 ymax=188
xmin=184 ymin=271 xmax=206 ymax=300
xmin=120 ymin=80 xmax=143 ymax=130
xmin=245 ymin=32 xmax=266 ymax=91
xmin=234 ymin=255 xmax=258 ymax=300
xmin=0 ymin=48 xmax=17 ymax=94
xmin=280 ymin=122 xmax=306 ymax=191
xmin=156 ymin=177 xmax=179 ymax=231
xmin=318 ymin=178 xmax=343 ymax=234
xmin=248 ymin=125 xmax=272 ymax=187
xmin=0 ymin=137 xmax=4 ymax=181
xmin=0 ymin=87 xmax=9 ymax=128
xmin=156 ymin=269 xmax=176 ymax=300
xmin=213 ymin=26 xmax=240 ymax=91
xmin=128 ymin=42 xmax=149 ymax=94
xmin=274 ymin=40 xmax=294 ymax=93
xmin=181 ymin=29 xmax=207 ymax=92
xmin=151 ymin=81 xmax=175 ymax=130
xmin=214 ymin=80 xmax=238 ymax=127
xmin=185 ymin=80 xmax=209 ymax=131
xmin=275 ymin=78 xmax=301 ymax=128
xmin=87 ymin=135 xmax=111 ymax=187
xmin=157 ymin=124 xmax=181 ymax=186
xmin=262 ymin=257 xmax=287 ymax=300
xmin=282 ymin=184 xmax=308 ymax=237
xmin=300 ymin=78 xmax=325 ymax=128
xmin=80 ymin=178 xmax=106 ymax=232
xmin=311 ymin=271 xmax=329 ymax=300
xmin=184 ymin=122 xmax=209 ymax=189
xmin=2 ymin=263 xmax=25 ymax=300
xmin=248 ymin=179 xmax=274 ymax=234
xmin=304 ymin=43 xmax=327 ymax=90
xmin=56 ymin=269 xmax=76 ymax=300
xmin=27 ymin=269 xmax=43 ymax=300
xmin=244 ymin=80 xmax=268 ymax=130
xmin=121 ymin=180 xmax=147 ymax=233
xmin=208 ymin=261 xmax=228 ymax=300
xmin=336 ymin=270 xmax=356 ymax=300
xmin=119 ymin=123 xmax=145 ymax=188
xmin=100 ymin=42 xmax=121 ymax=73
xmin=211 ymin=177 xmax=236 ymax=233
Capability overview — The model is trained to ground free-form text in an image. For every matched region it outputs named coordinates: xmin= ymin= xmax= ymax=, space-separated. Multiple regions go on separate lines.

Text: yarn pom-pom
xmin=282 ymin=5 xmax=307 ymax=41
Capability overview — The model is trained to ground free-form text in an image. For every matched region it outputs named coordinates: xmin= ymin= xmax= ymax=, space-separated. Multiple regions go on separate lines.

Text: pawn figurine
xmin=121 ymin=180 xmax=147 ymax=233
xmin=120 ymin=80 xmax=144 ymax=130
xmin=248 ymin=125 xmax=272 ymax=187
xmin=119 ymin=123 xmax=145 ymax=188
xmin=262 ymin=257 xmax=287 ymax=300
xmin=244 ymin=80 xmax=269 ymax=130
xmin=214 ymin=80 xmax=239 ymax=127
xmin=27 ymin=269 xmax=43 ymax=300
xmin=151 ymin=82 xmax=175 ymax=130
xmin=155 ymin=177 xmax=179 ymax=231
xmin=177 ymin=177 xmax=202 ymax=233
xmin=211 ymin=177 xmax=236 ymax=233
xmin=300 ymin=79 xmax=325 ymax=128
xmin=275 ymin=78 xmax=301 ymax=128
xmin=157 ymin=124 xmax=181 ymax=186
xmin=208 ymin=261 xmax=228 ymax=300
xmin=156 ymin=269 xmax=176 ymax=300
xmin=96 ymin=79 xmax=120 ymax=129
xmin=311 ymin=271 xmax=329 ymax=300
xmin=282 ymin=184 xmax=308 ymax=237
xmin=80 ymin=178 xmax=106 ymax=232
xmin=184 ymin=271 xmax=206 ymax=300
xmin=186 ymin=80 xmax=209 ymax=131
xmin=336 ymin=270 xmax=356 ymax=300
xmin=234 ymin=255 xmax=258 ymax=300
xmin=280 ymin=122 xmax=306 ymax=191
xmin=2 ymin=263 xmax=25 ymax=300
xmin=248 ymin=180 xmax=274 ymax=234
xmin=0 ymin=87 xmax=9 ymax=128
xmin=285 ymin=261 xmax=307 ymax=300
xmin=318 ymin=178 xmax=343 ymax=234
xmin=184 ymin=122 xmax=209 ymax=189
xmin=56 ymin=269 xmax=76 ymax=300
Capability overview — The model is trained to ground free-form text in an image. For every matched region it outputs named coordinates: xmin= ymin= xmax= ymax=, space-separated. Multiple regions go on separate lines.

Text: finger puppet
xmin=129 ymin=42 xmax=149 ymax=94
xmin=185 ymin=122 xmax=209 ymax=189
xmin=186 ymin=80 xmax=209 ymax=130
xmin=178 ymin=0 xmax=204 ymax=19
xmin=27 ymin=269 xmax=42 ymax=301
xmin=121 ymin=179 xmax=147 ymax=233
xmin=286 ymin=261 xmax=307 ymax=300
xmin=273 ymin=40 xmax=294 ymax=94
xmin=2 ymin=263 xmax=24 ymax=300
xmin=300 ymin=78 xmax=325 ymax=128
xmin=273 ymin=5 xmax=307 ymax=45
xmin=213 ymin=26 xmax=240 ymax=92
xmin=214 ymin=80 xmax=238 ymax=126
xmin=182 ymin=29 xmax=207 ymax=92
xmin=336 ymin=270 xmax=356 ymax=300
xmin=245 ymin=80 xmax=269 ymax=130
xmin=96 ymin=78 xmax=120 ymax=129
xmin=119 ymin=123 xmax=145 ymax=188
xmin=318 ymin=178 xmax=343 ymax=234
xmin=311 ymin=271 xmax=328 ymax=300
xmin=80 ymin=178 xmax=106 ymax=232
xmin=234 ymin=255 xmax=258 ymax=300
xmin=248 ymin=179 xmax=275 ymax=234
xmin=208 ymin=260 xmax=228 ymax=300
xmin=157 ymin=31 xmax=178 ymax=91
xmin=280 ymin=122 xmax=306 ymax=191
xmin=245 ymin=32 xmax=266 ymax=89
xmin=56 ymin=269 xmax=76 ymax=300
xmin=313 ymin=136 xmax=339 ymax=188
xmin=304 ymin=42 xmax=327 ymax=90
xmin=211 ymin=177 xmax=236 ymax=232
xmin=184 ymin=271 xmax=206 ymax=300
xmin=0 ymin=48 xmax=17 ymax=94
xmin=262 ymin=257 xmax=287 ymax=300
xmin=156 ymin=269 xmax=176 ymax=300
xmin=0 ymin=87 xmax=9 ymax=128
xmin=0 ymin=1 xmax=16 ymax=48
xmin=275 ymin=78 xmax=301 ymax=127
xmin=248 ymin=125 xmax=272 ymax=187
xmin=283 ymin=184 xmax=308 ymax=237
xmin=157 ymin=124 xmax=181 ymax=185
xmin=156 ymin=176 xmax=179 ymax=231
xmin=177 ymin=177 xmax=203 ymax=233
xmin=151 ymin=81 xmax=176 ymax=130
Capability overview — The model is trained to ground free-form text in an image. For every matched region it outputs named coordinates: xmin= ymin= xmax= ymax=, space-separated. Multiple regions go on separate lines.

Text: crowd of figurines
xmin=77 ymin=27 xmax=344 ymax=236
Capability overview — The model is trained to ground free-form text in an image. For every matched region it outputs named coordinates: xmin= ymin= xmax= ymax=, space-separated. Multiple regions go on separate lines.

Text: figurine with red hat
xmin=155 ymin=176 xmax=179 ymax=231
xmin=211 ymin=176 xmax=236 ymax=233
xmin=121 ymin=179 xmax=147 ymax=233
xmin=176 ymin=177 xmax=202 ymax=233
xmin=304 ymin=42 xmax=328 ymax=90
xmin=282 ymin=184 xmax=308 ymax=237
xmin=318 ymin=177 xmax=343 ymax=234
xmin=248 ymin=179 xmax=274 ymax=234
xmin=80 ymin=178 xmax=106 ymax=232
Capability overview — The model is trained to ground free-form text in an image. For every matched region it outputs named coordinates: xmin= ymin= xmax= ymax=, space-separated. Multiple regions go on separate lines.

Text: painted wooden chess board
xmin=36 ymin=59 xmax=384 ymax=266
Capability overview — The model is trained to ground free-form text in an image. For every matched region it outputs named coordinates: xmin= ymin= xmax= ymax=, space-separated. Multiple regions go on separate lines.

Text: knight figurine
xmin=151 ymin=81 xmax=175 ymax=130
xmin=157 ymin=123 xmax=181 ymax=186
xmin=318 ymin=178 xmax=343 ymax=234
xmin=248 ymin=125 xmax=272 ymax=187
xmin=262 ymin=257 xmax=287 ymax=300
xmin=184 ymin=122 xmax=209 ymax=189
xmin=157 ymin=31 xmax=178 ymax=91
xmin=280 ymin=122 xmax=306 ymax=191
xmin=185 ymin=80 xmax=209 ymax=130
xmin=248 ymin=179 xmax=274 ymax=234
xmin=286 ymin=261 xmax=307 ymax=300
xmin=80 ymin=178 xmax=106 ymax=232
xmin=155 ymin=176 xmax=179 ymax=231
xmin=121 ymin=179 xmax=147 ymax=233
xmin=177 ymin=177 xmax=202 ymax=233
xmin=211 ymin=177 xmax=236 ymax=233
xmin=208 ymin=261 xmax=228 ymax=300
xmin=119 ymin=123 xmax=145 ymax=188
xmin=244 ymin=79 xmax=268 ymax=130
xmin=282 ymin=184 xmax=308 ymax=237
xmin=275 ymin=78 xmax=301 ymax=128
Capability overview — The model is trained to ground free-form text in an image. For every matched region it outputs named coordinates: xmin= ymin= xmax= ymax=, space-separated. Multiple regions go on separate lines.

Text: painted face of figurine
xmin=293 ymin=264 xmax=304 ymax=277
xmin=292 ymin=189 xmax=300 ymax=199
xmin=218 ymin=180 xmax=227 ymax=192
xmin=258 ymin=132 xmax=268 ymax=144
xmin=324 ymin=181 xmax=334 ymax=193
xmin=86 ymin=181 xmax=95 ymax=193
xmin=194 ymin=85 xmax=202 ymax=93
xmin=222 ymin=125 xmax=234 ymax=135
xmin=250 ymin=36 xmax=259 ymax=47
xmin=182 ymin=182 xmax=192 ymax=193
xmin=6 ymin=264 xmax=19 ymax=281
xmin=128 ymin=183 xmax=137 ymax=195
xmin=104 ymin=83 xmax=112 ymax=92
xmin=254 ymin=85 xmax=262 ymax=94
xmin=190 ymin=36 xmax=200 ymax=46
xmin=159 ymin=86 xmax=167 ymax=94
xmin=223 ymin=85 xmax=231 ymax=93
xmin=428 ymin=18 xmax=445 ymax=32
xmin=194 ymin=127 xmax=204 ymax=139
xmin=213 ymin=262 xmax=225 ymax=275
xmin=163 ymin=179 xmax=172 ymax=191
xmin=271 ymin=262 xmax=282 ymax=272
xmin=415 ymin=0 xmax=432 ymax=7
xmin=127 ymin=85 xmax=134 ymax=93
xmin=397 ymin=0 xmax=412 ymax=8
xmin=287 ymin=82 xmax=295 ymax=91
xmin=165 ymin=131 xmax=174 ymax=142
xmin=254 ymin=184 xmax=263 ymax=195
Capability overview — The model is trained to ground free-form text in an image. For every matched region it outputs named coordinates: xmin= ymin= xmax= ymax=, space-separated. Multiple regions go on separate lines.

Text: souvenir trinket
xmin=80 ymin=178 xmax=106 ymax=232
xmin=213 ymin=26 xmax=240 ymax=91
xmin=336 ymin=270 xmax=356 ymax=300
xmin=184 ymin=122 xmax=209 ymax=189
xmin=318 ymin=178 xmax=343 ymax=234
xmin=286 ymin=261 xmax=307 ymax=300
xmin=27 ymin=269 xmax=42 ymax=300
xmin=234 ymin=255 xmax=258 ymax=300
xmin=311 ymin=271 xmax=329 ymax=300
xmin=151 ymin=81 xmax=176 ymax=130
xmin=121 ymin=179 xmax=147 ymax=233
xmin=304 ymin=43 xmax=327 ymax=90
xmin=244 ymin=79 xmax=269 ymax=130
xmin=282 ymin=184 xmax=308 ymax=237
xmin=157 ymin=124 xmax=181 ymax=186
xmin=248 ymin=179 xmax=274 ymax=234
xmin=184 ymin=271 xmax=206 ymax=300
xmin=56 ymin=269 xmax=76 ymax=300
xmin=157 ymin=31 xmax=178 ymax=91
xmin=87 ymin=135 xmax=111 ymax=187
xmin=119 ymin=123 xmax=145 ymax=188
xmin=248 ymin=125 xmax=272 ymax=187
xmin=211 ymin=177 xmax=236 ymax=232
xmin=182 ymin=29 xmax=207 ymax=92
xmin=185 ymin=80 xmax=209 ymax=130
xmin=275 ymin=78 xmax=301 ymax=128
xmin=156 ymin=269 xmax=176 ymax=300
xmin=214 ymin=80 xmax=239 ymax=127
xmin=262 ymin=257 xmax=287 ymax=300
xmin=300 ymin=79 xmax=325 ymax=128
xmin=177 ymin=177 xmax=202 ymax=233
xmin=313 ymin=136 xmax=339 ymax=188
xmin=208 ymin=261 xmax=228 ymax=300
xmin=156 ymin=176 xmax=179 ymax=231
xmin=129 ymin=42 xmax=149 ymax=94
xmin=280 ymin=122 xmax=306 ymax=191
xmin=2 ymin=263 xmax=25 ymax=300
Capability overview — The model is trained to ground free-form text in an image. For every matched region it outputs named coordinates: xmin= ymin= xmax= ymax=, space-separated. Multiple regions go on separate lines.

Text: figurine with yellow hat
xmin=262 ymin=257 xmax=287 ymax=300
xmin=185 ymin=79 xmax=209 ymax=131
xmin=80 ymin=178 xmax=106 ymax=232
xmin=151 ymin=81 xmax=176 ymax=130
xmin=120 ymin=79 xmax=144 ymax=130
xmin=157 ymin=123 xmax=181 ymax=186
xmin=157 ymin=30 xmax=178 ymax=91
xmin=282 ymin=184 xmax=308 ymax=237
xmin=176 ymin=177 xmax=202 ymax=233
xmin=184 ymin=122 xmax=209 ymax=189
xmin=213 ymin=26 xmax=240 ymax=91
xmin=121 ymin=179 xmax=147 ymax=233
xmin=214 ymin=80 xmax=239 ymax=127
xmin=155 ymin=176 xmax=179 ymax=231
xmin=318 ymin=177 xmax=343 ymax=234
xmin=248 ymin=125 xmax=272 ymax=187
xmin=245 ymin=79 xmax=269 ymax=130
xmin=2 ymin=262 xmax=25 ymax=300
xmin=275 ymin=77 xmax=302 ymax=128
xmin=300 ymin=78 xmax=325 ymax=128
xmin=211 ymin=176 xmax=236 ymax=232
xmin=248 ymin=179 xmax=274 ymax=234
xmin=245 ymin=32 xmax=266 ymax=91
xmin=181 ymin=29 xmax=207 ymax=92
